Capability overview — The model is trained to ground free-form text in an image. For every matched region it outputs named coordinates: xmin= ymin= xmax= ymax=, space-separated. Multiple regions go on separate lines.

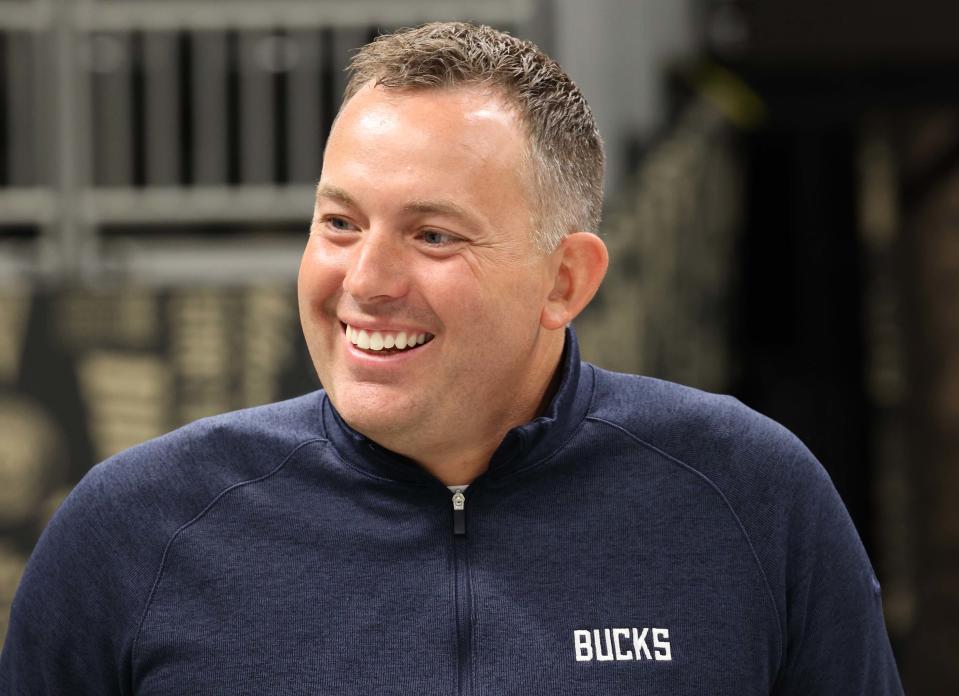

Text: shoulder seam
xmin=130 ymin=436 xmax=327 ymax=673
xmin=584 ymin=414 xmax=785 ymax=678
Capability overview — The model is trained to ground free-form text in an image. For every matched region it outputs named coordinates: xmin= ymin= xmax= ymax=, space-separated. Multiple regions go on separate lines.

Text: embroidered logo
xmin=573 ymin=627 xmax=672 ymax=662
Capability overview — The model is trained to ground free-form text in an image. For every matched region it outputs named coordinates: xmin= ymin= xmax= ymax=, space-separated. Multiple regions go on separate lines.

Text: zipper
xmin=452 ymin=489 xmax=466 ymax=536
xmin=451 ymin=489 xmax=472 ymax=695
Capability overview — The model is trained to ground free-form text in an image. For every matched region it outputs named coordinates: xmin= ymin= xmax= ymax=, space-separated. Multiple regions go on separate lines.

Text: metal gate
xmin=0 ymin=0 xmax=538 ymax=284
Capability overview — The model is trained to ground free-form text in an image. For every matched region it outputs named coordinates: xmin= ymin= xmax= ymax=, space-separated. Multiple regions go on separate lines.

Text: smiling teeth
xmin=346 ymin=325 xmax=430 ymax=352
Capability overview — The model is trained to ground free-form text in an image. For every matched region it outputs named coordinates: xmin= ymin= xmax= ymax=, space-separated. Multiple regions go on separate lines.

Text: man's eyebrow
xmin=315 ymin=184 xmax=356 ymax=207
xmin=402 ymin=199 xmax=477 ymax=222
xmin=317 ymin=185 xmax=479 ymax=224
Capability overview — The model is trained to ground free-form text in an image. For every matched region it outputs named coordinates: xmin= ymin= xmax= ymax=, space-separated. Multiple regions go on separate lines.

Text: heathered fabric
xmin=1 ymin=329 xmax=902 ymax=695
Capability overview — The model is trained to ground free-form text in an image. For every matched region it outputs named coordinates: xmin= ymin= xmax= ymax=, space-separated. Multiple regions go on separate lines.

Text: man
xmin=1 ymin=22 xmax=902 ymax=695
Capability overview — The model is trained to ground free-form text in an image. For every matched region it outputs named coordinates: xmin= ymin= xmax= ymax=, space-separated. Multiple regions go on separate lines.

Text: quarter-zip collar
xmin=321 ymin=325 xmax=594 ymax=487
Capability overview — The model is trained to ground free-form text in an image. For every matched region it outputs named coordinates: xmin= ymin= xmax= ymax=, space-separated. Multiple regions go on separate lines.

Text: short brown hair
xmin=343 ymin=21 xmax=604 ymax=251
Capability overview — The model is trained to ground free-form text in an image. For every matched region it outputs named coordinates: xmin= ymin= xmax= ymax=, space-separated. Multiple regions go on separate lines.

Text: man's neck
xmin=384 ymin=334 xmax=566 ymax=486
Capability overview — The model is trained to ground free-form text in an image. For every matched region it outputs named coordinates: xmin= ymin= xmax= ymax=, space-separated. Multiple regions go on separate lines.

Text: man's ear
xmin=540 ymin=232 xmax=609 ymax=330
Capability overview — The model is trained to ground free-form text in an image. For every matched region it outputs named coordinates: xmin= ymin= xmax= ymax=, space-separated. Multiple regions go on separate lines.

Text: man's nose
xmin=342 ymin=229 xmax=409 ymax=302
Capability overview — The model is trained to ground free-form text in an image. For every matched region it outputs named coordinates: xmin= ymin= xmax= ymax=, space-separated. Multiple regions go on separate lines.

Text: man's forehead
xmin=326 ymin=84 xmax=530 ymax=169
xmin=319 ymin=81 xmax=537 ymax=237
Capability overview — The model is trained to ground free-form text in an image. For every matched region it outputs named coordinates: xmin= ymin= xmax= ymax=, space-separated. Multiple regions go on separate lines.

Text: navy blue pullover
xmin=0 ymin=330 xmax=903 ymax=695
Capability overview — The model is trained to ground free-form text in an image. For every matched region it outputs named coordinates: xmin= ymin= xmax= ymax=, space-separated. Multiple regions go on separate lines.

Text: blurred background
xmin=0 ymin=0 xmax=956 ymax=691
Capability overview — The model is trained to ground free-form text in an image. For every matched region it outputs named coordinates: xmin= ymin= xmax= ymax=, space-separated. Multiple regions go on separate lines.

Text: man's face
xmin=298 ymin=84 xmax=561 ymax=453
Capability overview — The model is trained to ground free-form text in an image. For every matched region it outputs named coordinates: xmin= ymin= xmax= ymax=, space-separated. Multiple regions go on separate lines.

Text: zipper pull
xmin=451 ymin=489 xmax=466 ymax=536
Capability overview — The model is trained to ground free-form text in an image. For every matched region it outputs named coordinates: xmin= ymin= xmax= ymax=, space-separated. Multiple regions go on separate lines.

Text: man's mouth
xmin=343 ymin=323 xmax=435 ymax=353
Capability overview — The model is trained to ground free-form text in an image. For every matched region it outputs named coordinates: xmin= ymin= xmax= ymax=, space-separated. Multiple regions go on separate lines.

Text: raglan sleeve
xmin=771 ymin=448 xmax=904 ymax=695
xmin=0 ymin=463 xmax=142 ymax=696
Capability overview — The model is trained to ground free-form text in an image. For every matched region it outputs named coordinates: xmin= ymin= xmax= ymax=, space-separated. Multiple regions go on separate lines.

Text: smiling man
xmin=1 ymin=22 xmax=902 ymax=696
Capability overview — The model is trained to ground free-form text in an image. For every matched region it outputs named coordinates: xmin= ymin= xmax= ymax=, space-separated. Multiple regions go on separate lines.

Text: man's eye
xmin=422 ymin=230 xmax=457 ymax=246
xmin=325 ymin=216 xmax=356 ymax=232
